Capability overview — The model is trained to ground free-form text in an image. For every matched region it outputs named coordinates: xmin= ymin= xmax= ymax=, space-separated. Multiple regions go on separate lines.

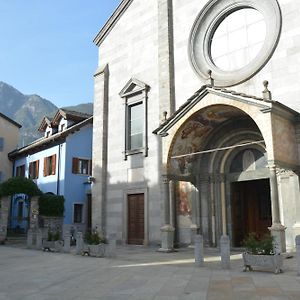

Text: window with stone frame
xmin=29 ymin=160 xmax=39 ymax=179
xmin=119 ymin=78 xmax=150 ymax=160
xmin=16 ymin=164 xmax=25 ymax=177
xmin=73 ymin=203 xmax=83 ymax=223
xmin=43 ymin=154 xmax=56 ymax=177
xmin=72 ymin=157 xmax=92 ymax=175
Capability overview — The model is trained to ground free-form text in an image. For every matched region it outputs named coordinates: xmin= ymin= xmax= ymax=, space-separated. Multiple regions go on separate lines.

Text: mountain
xmin=0 ymin=81 xmax=92 ymax=146
xmin=63 ymin=103 xmax=93 ymax=115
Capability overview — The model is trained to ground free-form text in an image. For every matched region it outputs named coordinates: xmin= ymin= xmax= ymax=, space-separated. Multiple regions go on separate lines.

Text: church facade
xmin=92 ymin=0 xmax=300 ymax=252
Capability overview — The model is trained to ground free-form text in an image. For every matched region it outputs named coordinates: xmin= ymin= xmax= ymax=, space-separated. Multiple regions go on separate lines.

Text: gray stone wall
xmin=94 ymin=0 xmax=163 ymax=244
xmin=93 ymin=0 xmax=300 ymax=246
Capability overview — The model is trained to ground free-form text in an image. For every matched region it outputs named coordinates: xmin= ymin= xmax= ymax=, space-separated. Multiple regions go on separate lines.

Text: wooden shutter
xmin=72 ymin=158 xmax=79 ymax=174
xmin=51 ymin=154 xmax=56 ymax=175
xmin=88 ymin=159 xmax=92 ymax=175
xmin=29 ymin=162 xmax=32 ymax=178
xmin=43 ymin=157 xmax=47 ymax=177
xmin=21 ymin=165 xmax=25 ymax=177
xmin=35 ymin=160 xmax=39 ymax=179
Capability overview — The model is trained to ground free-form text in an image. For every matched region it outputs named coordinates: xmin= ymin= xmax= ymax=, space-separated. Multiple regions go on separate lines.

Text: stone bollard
xmin=64 ymin=233 xmax=71 ymax=253
xmin=296 ymin=235 xmax=300 ymax=276
xmin=27 ymin=229 xmax=33 ymax=248
xmin=76 ymin=232 xmax=83 ymax=255
xmin=0 ymin=226 xmax=7 ymax=244
xmin=220 ymin=235 xmax=230 ymax=269
xmin=194 ymin=234 xmax=204 ymax=267
xmin=107 ymin=233 xmax=117 ymax=258
xmin=36 ymin=230 xmax=43 ymax=250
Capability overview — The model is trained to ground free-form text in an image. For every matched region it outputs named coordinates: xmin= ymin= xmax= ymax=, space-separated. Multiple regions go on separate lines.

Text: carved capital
xmin=162 ymin=175 xmax=169 ymax=184
xmin=277 ymin=168 xmax=295 ymax=177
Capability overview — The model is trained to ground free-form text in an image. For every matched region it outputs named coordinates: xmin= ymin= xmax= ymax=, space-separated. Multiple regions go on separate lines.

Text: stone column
xmin=190 ymin=182 xmax=200 ymax=245
xmin=268 ymin=165 xmax=286 ymax=253
xmin=0 ymin=196 xmax=10 ymax=244
xmin=159 ymin=175 xmax=174 ymax=252
xmin=290 ymin=171 xmax=300 ymax=241
xmin=199 ymin=174 xmax=210 ymax=245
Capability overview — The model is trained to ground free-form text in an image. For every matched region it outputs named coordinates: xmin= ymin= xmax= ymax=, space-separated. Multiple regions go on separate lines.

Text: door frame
xmin=123 ymin=187 xmax=148 ymax=245
xmin=229 ymin=177 xmax=272 ymax=247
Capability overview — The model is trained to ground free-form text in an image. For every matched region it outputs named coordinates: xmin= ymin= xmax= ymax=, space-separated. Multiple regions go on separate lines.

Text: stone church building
xmin=91 ymin=0 xmax=300 ymax=252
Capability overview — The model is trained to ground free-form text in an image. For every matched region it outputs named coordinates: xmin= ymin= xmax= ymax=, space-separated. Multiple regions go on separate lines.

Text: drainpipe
xmin=56 ymin=144 xmax=61 ymax=195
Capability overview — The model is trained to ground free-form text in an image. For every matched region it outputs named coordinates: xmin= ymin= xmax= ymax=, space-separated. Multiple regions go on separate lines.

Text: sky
xmin=0 ymin=0 xmax=121 ymax=107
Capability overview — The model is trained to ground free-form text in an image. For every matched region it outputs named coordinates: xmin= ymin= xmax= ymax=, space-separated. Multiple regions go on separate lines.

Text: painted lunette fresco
xmin=168 ymin=105 xmax=246 ymax=176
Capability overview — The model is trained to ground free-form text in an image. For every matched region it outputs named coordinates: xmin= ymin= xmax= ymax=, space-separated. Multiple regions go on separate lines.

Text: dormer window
xmin=60 ymin=124 xmax=65 ymax=132
xmin=119 ymin=78 xmax=150 ymax=160
xmin=46 ymin=131 xmax=50 ymax=138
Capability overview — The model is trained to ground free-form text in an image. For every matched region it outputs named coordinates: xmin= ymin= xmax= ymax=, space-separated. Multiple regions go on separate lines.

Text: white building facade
xmin=92 ymin=0 xmax=300 ymax=251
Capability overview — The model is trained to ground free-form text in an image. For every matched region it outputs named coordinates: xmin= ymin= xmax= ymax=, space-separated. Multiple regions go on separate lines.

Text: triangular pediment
xmin=153 ymin=85 xmax=296 ymax=136
xmin=119 ymin=78 xmax=149 ymax=98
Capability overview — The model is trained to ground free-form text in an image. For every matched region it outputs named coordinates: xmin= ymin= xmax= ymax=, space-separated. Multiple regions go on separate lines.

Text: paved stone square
xmin=0 ymin=245 xmax=300 ymax=300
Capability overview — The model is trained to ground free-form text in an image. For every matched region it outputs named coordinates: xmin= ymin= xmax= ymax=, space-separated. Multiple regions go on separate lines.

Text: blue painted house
xmin=8 ymin=109 xmax=93 ymax=234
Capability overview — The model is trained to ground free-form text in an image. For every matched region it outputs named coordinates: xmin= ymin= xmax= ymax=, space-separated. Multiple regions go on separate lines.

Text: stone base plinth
xmin=269 ymin=223 xmax=286 ymax=254
xmin=158 ymin=225 xmax=175 ymax=252
xmin=293 ymin=224 xmax=300 ymax=239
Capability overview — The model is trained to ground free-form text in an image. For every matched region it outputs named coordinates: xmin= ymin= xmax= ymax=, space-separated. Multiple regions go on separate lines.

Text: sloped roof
xmin=9 ymin=116 xmax=93 ymax=159
xmin=51 ymin=109 xmax=92 ymax=126
xmin=93 ymin=0 xmax=133 ymax=46
xmin=38 ymin=116 xmax=53 ymax=132
xmin=0 ymin=111 xmax=22 ymax=128
xmin=153 ymin=85 xmax=300 ymax=135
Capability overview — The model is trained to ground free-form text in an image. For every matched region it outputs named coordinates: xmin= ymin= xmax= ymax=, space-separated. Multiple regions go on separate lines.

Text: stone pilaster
xmin=268 ymin=165 xmax=286 ymax=253
xmin=92 ymin=64 xmax=109 ymax=235
xmin=29 ymin=196 xmax=39 ymax=230
xmin=157 ymin=0 xmax=175 ymax=117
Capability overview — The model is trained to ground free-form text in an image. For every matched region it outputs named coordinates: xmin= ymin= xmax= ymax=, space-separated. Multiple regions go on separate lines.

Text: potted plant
xmin=242 ymin=233 xmax=283 ymax=274
xmin=82 ymin=230 xmax=106 ymax=257
xmin=42 ymin=229 xmax=63 ymax=252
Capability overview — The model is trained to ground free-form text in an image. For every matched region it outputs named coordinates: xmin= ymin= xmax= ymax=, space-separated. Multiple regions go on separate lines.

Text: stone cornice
xmin=93 ymin=0 xmax=134 ymax=46
xmin=94 ymin=64 xmax=109 ymax=78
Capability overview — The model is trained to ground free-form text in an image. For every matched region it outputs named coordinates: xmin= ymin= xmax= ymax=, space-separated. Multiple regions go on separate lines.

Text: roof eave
xmin=9 ymin=116 xmax=93 ymax=160
xmin=0 ymin=112 xmax=22 ymax=128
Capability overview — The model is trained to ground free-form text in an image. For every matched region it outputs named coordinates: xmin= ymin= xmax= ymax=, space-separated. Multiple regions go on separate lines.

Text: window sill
xmin=124 ymin=147 xmax=148 ymax=160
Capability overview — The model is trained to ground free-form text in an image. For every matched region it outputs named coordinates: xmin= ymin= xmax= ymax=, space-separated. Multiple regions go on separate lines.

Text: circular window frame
xmin=188 ymin=0 xmax=282 ymax=87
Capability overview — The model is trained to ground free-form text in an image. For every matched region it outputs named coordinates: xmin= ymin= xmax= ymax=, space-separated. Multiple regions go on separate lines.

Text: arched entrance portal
xmin=167 ymin=104 xmax=272 ymax=247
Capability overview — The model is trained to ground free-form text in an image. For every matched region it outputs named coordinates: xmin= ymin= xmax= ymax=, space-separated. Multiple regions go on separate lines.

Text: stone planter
xmin=42 ymin=240 xmax=63 ymax=252
xmin=82 ymin=243 xmax=106 ymax=257
xmin=243 ymin=252 xmax=283 ymax=274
